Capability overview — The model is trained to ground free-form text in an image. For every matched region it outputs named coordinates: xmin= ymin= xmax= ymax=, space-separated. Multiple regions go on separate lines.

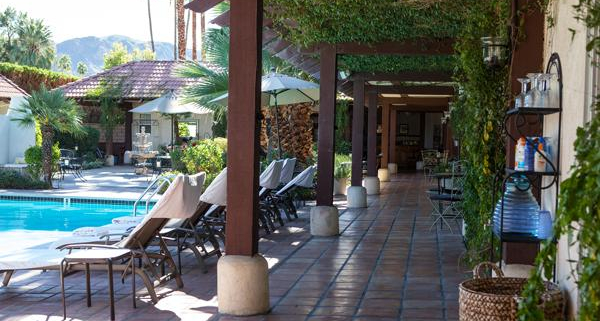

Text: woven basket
xmin=459 ymin=262 xmax=564 ymax=321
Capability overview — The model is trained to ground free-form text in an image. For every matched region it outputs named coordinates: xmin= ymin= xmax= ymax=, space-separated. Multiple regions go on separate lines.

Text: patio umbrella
xmin=211 ymin=70 xmax=319 ymax=157
xmin=129 ymin=90 xmax=212 ymax=146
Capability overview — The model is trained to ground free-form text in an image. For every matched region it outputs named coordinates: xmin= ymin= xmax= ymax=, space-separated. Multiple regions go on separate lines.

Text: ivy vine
xmin=339 ymin=55 xmax=456 ymax=74
xmin=451 ymin=0 xmax=510 ymax=266
xmin=518 ymin=1 xmax=600 ymax=319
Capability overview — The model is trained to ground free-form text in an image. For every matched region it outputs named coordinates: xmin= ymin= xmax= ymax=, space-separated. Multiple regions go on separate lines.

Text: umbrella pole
xmin=171 ymin=115 xmax=174 ymax=148
xmin=274 ymin=94 xmax=282 ymax=159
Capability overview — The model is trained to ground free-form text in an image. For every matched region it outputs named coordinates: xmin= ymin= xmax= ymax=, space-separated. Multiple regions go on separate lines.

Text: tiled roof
xmin=59 ymin=60 xmax=202 ymax=99
xmin=0 ymin=74 xmax=28 ymax=98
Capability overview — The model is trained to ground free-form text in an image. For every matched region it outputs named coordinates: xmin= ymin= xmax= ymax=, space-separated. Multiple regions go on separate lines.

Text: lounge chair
xmin=258 ymin=160 xmax=284 ymax=232
xmin=1 ymin=174 xmax=202 ymax=304
xmin=271 ymin=165 xmax=317 ymax=219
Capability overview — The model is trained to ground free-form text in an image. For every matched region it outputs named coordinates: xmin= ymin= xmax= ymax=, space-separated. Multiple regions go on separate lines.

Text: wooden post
xmin=389 ymin=108 xmax=397 ymax=163
xmin=192 ymin=13 xmax=197 ymax=60
xmin=225 ymin=0 xmax=262 ymax=256
xmin=381 ymin=103 xmax=390 ymax=166
xmin=351 ymin=78 xmax=365 ymax=186
xmin=315 ymin=44 xmax=337 ymax=206
xmin=367 ymin=92 xmax=378 ymax=176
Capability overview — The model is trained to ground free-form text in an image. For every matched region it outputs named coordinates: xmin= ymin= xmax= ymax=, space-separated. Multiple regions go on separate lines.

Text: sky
xmin=0 ymin=0 xmax=211 ymax=46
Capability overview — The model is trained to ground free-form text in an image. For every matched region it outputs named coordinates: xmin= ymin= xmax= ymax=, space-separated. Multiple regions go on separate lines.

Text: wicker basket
xmin=459 ymin=262 xmax=564 ymax=321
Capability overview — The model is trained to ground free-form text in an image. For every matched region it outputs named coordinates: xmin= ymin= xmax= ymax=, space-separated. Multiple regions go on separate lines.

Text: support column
xmin=364 ymin=92 xmax=380 ymax=195
xmin=388 ymin=108 xmax=398 ymax=174
xmin=218 ymin=0 xmax=268 ymax=315
xmin=348 ymin=77 xmax=367 ymax=208
xmin=379 ymin=103 xmax=390 ymax=182
xmin=311 ymin=44 xmax=339 ymax=236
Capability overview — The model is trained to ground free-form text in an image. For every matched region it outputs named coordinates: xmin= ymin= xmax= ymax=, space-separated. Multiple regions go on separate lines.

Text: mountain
xmin=56 ymin=35 xmax=180 ymax=76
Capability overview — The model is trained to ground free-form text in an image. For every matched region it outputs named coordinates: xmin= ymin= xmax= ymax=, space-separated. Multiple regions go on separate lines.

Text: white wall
xmin=424 ymin=112 xmax=442 ymax=149
xmin=0 ymin=96 xmax=36 ymax=165
xmin=542 ymin=0 xmax=591 ymax=317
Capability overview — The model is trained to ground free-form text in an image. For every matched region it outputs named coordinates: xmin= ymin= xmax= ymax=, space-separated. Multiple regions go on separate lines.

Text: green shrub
xmin=54 ymin=126 xmax=99 ymax=154
xmin=170 ymin=139 xmax=226 ymax=186
xmin=0 ymin=170 xmax=50 ymax=189
xmin=81 ymin=160 xmax=104 ymax=170
xmin=24 ymin=143 xmax=60 ymax=179
xmin=0 ymin=62 xmax=77 ymax=92
xmin=334 ymin=154 xmax=351 ymax=179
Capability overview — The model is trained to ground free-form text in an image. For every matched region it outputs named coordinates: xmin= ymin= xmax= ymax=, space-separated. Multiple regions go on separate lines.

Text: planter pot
xmin=333 ymin=177 xmax=348 ymax=195
xmin=105 ymin=155 xmax=115 ymax=167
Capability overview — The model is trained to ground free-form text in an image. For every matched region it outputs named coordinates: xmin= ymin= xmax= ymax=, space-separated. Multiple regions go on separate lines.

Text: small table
xmin=60 ymin=249 xmax=136 ymax=321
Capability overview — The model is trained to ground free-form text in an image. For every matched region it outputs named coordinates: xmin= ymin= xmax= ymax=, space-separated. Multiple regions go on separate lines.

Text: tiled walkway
xmin=0 ymin=173 xmax=467 ymax=320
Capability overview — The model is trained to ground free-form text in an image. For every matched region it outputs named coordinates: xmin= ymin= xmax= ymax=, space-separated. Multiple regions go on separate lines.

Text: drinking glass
xmin=546 ymin=73 xmax=559 ymax=108
xmin=527 ymin=73 xmax=543 ymax=107
xmin=515 ymin=78 xmax=530 ymax=108
xmin=537 ymin=74 xmax=551 ymax=108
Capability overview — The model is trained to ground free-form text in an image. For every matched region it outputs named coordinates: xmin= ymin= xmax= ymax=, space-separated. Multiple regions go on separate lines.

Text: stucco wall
xmin=0 ymin=96 xmax=36 ymax=165
xmin=130 ymin=111 xmax=213 ymax=149
xmin=542 ymin=0 xmax=593 ymax=317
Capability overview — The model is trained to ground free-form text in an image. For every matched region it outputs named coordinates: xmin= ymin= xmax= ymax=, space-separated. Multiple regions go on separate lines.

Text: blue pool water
xmin=0 ymin=199 xmax=145 ymax=232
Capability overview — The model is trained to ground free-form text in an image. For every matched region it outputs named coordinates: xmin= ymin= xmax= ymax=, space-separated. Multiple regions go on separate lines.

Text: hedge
xmin=0 ymin=62 xmax=77 ymax=93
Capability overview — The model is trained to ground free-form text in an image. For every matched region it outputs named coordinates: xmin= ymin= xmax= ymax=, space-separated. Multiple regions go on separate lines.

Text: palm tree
xmin=12 ymin=85 xmax=84 ymax=185
xmin=147 ymin=0 xmax=155 ymax=52
xmin=11 ymin=18 xmax=55 ymax=69
xmin=176 ymin=27 xmax=303 ymax=137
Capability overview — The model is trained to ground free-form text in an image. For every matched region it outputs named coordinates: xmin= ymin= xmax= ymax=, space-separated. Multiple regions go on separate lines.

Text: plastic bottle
xmin=515 ymin=137 xmax=527 ymax=171
xmin=534 ymin=137 xmax=547 ymax=172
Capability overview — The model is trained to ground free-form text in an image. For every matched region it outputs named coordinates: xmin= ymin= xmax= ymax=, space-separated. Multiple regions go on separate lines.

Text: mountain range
xmin=56 ymin=35 xmax=184 ymax=76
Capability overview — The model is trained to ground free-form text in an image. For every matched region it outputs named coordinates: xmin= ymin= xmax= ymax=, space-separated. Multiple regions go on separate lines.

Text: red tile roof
xmin=0 ymin=74 xmax=28 ymax=98
xmin=59 ymin=60 xmax=201 ymax=99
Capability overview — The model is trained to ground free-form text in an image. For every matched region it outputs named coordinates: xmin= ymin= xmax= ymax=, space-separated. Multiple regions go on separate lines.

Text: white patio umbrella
xmin=211 ymin=70 xmax=319 ymax=157
xmin=129 ymin=90 xmax=212 ymax=146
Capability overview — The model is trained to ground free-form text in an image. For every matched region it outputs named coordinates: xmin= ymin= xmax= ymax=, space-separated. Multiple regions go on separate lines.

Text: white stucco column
xmin=363 ymin=176 xmax=380 ymax=195
xmin=310 ymin=206 xmax=339 ymax=236
xmin=217 ymin=255 xmax=269 ymax=315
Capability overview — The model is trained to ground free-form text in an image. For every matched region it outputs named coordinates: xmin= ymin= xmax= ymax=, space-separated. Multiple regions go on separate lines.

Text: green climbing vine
xmin=518 ymin=1 xmax=600 ymax=320
xmin=339 ymin=55 xmax=456 ymax=74
xmin=451 ymin=0 xmax=510 ymax=266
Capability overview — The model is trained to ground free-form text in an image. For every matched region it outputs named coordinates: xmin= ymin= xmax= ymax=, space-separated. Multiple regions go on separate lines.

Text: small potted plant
xmin=333 ymin=154 xmax=351 ymax=195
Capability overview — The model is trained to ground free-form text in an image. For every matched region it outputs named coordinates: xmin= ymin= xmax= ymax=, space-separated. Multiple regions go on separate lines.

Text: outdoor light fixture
xmin=481 ymin=36 xmax=508 ymax=67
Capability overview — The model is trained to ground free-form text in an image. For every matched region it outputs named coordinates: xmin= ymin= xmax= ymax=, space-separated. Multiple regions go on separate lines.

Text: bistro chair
xmin=421 ymin=149 xmax=439 ymax=183
xmin=428 ymin=161 xmax=464 ymax=233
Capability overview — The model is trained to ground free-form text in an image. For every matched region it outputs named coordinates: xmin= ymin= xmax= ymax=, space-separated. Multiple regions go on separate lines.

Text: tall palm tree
xmin=12 ymin=85 xmax=84 ymax=185
xmin=176 ymin=0 xmax=186 ymax=60
xmin=147 ymin=0 xmax=155 ymax=52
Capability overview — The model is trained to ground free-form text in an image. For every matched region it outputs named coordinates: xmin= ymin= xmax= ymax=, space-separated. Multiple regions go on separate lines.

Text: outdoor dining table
xmin=59 ymin=157 xmax=86 ymax=182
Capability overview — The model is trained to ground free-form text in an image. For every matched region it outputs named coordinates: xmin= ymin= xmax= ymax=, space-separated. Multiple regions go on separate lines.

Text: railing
xmin=132 ymin=174 xmax=175 ymax=216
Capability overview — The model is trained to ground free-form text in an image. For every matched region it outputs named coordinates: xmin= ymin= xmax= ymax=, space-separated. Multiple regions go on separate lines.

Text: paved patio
xmin=0 ymin=173 xmax=467 ymax=320
xmin=0 ymin=166 xmax=159 ymax=200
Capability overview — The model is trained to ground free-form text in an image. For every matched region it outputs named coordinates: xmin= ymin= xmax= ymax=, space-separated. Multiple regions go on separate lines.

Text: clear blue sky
xmin=0 ymin=0 xmax=215 ymax=46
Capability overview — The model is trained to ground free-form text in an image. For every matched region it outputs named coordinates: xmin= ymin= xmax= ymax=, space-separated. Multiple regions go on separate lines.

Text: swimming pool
xmin=0 ymin=197 xmax=150 ymax=232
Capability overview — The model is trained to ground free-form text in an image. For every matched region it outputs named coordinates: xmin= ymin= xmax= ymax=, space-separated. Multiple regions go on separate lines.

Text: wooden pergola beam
xmin=390 ymin=105 xmax=449 ymax=112
xmin=184 ymin=0 xmax=224 ymax=13
xmin=380 ymin=97 xmax=451 ymax=106
xmin=351 ymin=71 xmax=453 ymax=82
xmin=366 ymin=85 xmax=455 ymax=95
xmin=211 ymin=10 xmax=230 ymax=26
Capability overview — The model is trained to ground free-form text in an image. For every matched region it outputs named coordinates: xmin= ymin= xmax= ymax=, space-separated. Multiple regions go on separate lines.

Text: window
xmin=139 ymin=114 xmax=152 ymax=134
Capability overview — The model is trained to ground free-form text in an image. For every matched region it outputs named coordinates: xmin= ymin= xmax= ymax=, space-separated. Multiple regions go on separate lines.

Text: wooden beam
xmin=184 ymin=0 xmax=224 ymax=13
xmin=351 ymin=77 xmax=365 ymax=187
xmin=302 ymin=39 xmax=455 ymax=55
xmin=226 ymin=0 xmax=262 ymax=256
xmin=367 ymin=92 xmax=378 ymax=176
xmin=379 ymin=97 xmax=450 ymax=107
xmin=391 ymin=105 xmax=448 ymax=113
xmin=262 ymin=28 xmax=279 ymax=46
xmin=211 ymin=10 xmax=230 ymax=26
xmin=350 ymin=71 xmax=453 ymax=82
xmin=315 ymin=44 xmax=337 ymax=206
xmin=367 ymin=85 xmax=454 ymax=95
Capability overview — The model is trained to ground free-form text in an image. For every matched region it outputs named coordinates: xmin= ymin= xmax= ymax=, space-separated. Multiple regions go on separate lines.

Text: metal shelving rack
xmin=491 ymin=53 xmax=563 ymax=266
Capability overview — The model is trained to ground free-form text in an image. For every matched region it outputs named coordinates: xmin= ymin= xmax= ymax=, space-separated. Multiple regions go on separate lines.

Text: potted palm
xmin=12 ymin=85 xmax=84 ymax=185
xmin=333 ymin=154 xmax=351 ymax=195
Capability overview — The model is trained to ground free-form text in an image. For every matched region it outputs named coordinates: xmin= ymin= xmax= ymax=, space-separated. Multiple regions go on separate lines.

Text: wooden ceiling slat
xmin=262 ymin=29 xmax=279 ymax=45
xmin=266 ymin=39 xmax=292 ymax=55
xmin=275 ymin=46 xmax=300 ymax=60
xmin=184 ymin=0 xmax=224 ymax=13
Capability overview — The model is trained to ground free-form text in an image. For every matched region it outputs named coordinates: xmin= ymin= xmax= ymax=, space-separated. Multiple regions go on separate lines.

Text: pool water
xmin=0 ymin=199 xmax=146 ymax=232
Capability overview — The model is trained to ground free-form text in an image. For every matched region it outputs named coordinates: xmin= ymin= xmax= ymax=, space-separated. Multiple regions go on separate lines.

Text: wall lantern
xmin=481 ymin=36 xmax=508 ymax=67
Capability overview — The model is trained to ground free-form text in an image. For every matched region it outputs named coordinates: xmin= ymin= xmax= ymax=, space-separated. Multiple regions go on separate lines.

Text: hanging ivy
xmin=339 ymin=55 xmax=456 ymax=74
xmin=518 ymin=1 xmax=600 ymax=319
xmin=451 ymin=0 xmax=510 ymax=266
xmin=266 ymin=0 xmax=466 ymax=75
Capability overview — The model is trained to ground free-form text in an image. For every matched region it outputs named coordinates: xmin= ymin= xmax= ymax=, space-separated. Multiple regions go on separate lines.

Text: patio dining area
xmin=0 ymin=173 xmax=466 ymax=320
